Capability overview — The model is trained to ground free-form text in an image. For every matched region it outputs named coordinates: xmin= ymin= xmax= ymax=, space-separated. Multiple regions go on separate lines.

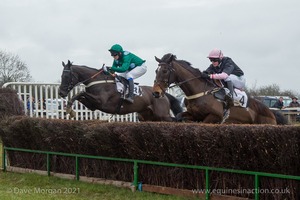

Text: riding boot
xmin=222 ymin=81 xmax=234 ymax=121
xmin=125 ymin=78 xmax=134 ymax=103
xmin=225 ymin=81 xmax=234 ymax=108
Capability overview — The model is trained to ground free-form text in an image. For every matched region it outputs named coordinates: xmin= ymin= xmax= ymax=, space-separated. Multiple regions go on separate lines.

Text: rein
xmin=168 ymin=75 xmax=211 ymax=100
xmin=169 ymin=75 xmax=202 ymax=88
xmin=71 ymin=68 xmax=105 ymax=88
xmin=158 ymin=61 xmax=217 ymax=100
xmin=80 ymin=68 xmax=105 ymax=85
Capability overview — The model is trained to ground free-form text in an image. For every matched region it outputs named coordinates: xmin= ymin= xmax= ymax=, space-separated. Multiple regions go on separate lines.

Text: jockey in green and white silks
xmin=104 ymin=44 xmax=147 ymax=103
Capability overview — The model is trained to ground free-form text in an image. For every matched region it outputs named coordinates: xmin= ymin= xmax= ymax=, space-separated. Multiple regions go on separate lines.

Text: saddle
xmin=211 ymin=80 xmax=248 ymax=108
xmin=115 ymin=76 xmax=142 ymax=99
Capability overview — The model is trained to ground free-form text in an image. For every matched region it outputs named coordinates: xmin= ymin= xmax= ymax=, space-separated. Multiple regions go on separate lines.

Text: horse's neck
xmin=73 ymin=66 xmax=113 ymax=84
xmin=71 ymin=66 xmax=91 ymax=83
xmin=72 ymin=66 xmax=118 ymax=109
xmin=180 ymin=79 xmax=212 ymax=96
xmin=175 ymin=67 xmax=213 ymax=96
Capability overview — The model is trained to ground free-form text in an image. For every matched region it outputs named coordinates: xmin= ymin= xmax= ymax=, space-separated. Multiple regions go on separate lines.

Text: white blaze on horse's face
xmin=159 ymin=64 xmax=172 ymax=85
xmin=153 ymin=64 xmax=171 ymax=98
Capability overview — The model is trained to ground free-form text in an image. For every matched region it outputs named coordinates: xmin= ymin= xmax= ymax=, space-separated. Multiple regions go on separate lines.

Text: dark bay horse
xmin=58 ymin=60 xmax=183 ymax=121
xmin=153 ymin=54 xmax=286 ymax=124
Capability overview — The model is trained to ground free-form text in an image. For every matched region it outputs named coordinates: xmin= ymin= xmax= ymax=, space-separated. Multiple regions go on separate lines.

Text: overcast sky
xmin=1 ymin=0 xmax=299 ymax=93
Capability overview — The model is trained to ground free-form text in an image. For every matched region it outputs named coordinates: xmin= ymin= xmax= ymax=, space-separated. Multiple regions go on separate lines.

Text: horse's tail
xmin=165 ymin=93 xmax=183 ymax=116
xmin=271 ymin=110 xmax=289 ymax=125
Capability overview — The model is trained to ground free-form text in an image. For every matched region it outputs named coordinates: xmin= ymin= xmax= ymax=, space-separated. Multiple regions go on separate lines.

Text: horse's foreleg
xmin=66 ymin=107 xmax=76 ymax=118
xmin=66 ymin=91 xmax=86 ymax=118
xmin=176 ymin=111 xmax=195 ymax=122
xmin=203 ymin=114 xmax=223 ymax=124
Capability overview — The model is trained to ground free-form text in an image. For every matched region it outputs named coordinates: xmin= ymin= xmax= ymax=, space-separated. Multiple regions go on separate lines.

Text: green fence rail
xmin=2 ymin=147 xmax=300 ymax=200
xmin=0 ymin=141 xmax=2 ymax=168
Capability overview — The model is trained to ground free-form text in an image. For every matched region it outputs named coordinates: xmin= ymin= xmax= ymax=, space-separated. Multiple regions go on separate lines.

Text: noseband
xmin=63 ymin=68 xmax=79 ymax=93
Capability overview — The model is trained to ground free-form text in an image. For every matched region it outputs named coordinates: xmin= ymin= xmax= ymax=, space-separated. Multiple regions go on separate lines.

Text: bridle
xmin=154 ymin=62 xmax=175 ymax=93
xmin=63 ymin=68 xmax=78 ymax=93
xmin=155 ymin=61 xmax=205 ymax=89
xmin=155 ymin=61 xmax=217 ymax=100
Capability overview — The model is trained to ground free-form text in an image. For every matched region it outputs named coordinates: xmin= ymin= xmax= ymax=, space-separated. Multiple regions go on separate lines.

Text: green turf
xmin=0 ymin=171 xmax=197 ymax=200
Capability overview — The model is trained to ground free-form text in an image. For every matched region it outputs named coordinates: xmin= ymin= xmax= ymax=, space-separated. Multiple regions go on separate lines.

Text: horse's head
xmin=152 ymin=53 xmax=177 ymax=98
xmin=153 ymin=54 xmax=210 ymax=99
xmin=58 ymin=60 xmax=77 ymax=98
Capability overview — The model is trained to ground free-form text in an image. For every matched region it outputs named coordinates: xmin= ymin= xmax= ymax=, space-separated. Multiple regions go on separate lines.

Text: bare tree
xmin=0 ymin=50 xmax=32 ymax=86
xmin=246 ymin=83 xmax=299 ymax=98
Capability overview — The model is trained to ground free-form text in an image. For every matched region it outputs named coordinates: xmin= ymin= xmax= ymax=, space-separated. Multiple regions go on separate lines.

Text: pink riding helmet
xmin=207 ymin=48 xmax=224 ymax=59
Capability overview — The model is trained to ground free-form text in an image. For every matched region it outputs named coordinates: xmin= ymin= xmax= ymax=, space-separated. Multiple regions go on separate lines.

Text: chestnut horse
xmin=58 ymin=60 xmax=183 ymax=121
xmin=153 ymin=54 xmax=286 ymax=124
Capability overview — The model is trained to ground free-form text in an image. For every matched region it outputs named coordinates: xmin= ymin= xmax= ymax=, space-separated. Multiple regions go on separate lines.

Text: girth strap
xmin=86 ymin=80 xmax=114 ymax=88
xmin=185 ymin=88 xmax=220 ymax=100
xmin=185 ymin=91 xmax=210 ymax=100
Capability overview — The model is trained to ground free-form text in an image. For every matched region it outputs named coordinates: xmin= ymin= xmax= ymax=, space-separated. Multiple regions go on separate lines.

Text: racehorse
xmin=58 ymin=60 xmax=183 ymax=121
xmin=152 ymin=53 xmax=287 ymax=124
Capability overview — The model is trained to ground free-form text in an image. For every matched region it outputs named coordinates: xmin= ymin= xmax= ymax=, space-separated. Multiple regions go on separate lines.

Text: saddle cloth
xmin=233 ymin=88 xmax=248 ymax=108
xmin=213 ymin=80 xmax=248 ymax=108
xmin=115 ymin=78 xmax=142 ymax=96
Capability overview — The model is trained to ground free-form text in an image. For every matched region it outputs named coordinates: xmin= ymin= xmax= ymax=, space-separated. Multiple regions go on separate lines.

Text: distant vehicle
xmin=255 ymin=96 xmax=300 ymax=122
xmin=45 ymin=98 xmax=66 ymax=110
xmin=254 ymin=96 xmax=291 ymax=108
xmin=44 ymin=99 xmax=67 ymax=117
xmin=44 ymin=99 xmax=106 ymax=120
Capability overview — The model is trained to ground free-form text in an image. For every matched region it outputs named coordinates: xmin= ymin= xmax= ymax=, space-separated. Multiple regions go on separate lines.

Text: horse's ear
xmin=165 ymin=53 xmax=175 ymax=63
xmin=155 ymin=56 xmax=161 ymax=63
xmin=68 ymin=60 xmax=71 ymax=65
xmin=62 ymin=61 xmax=65 ymax=67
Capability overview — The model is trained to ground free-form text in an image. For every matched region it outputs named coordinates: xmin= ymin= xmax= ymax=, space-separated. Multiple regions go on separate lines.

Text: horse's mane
xmin=70 ymin=64 xmax=115 ymax=81
xmin=162 ymin=53 xmax=202 ymax=77
xmin=175 ymin=60 xmax=201 ymax=76
xmin=73 ymin=64 xmax=99 ymax=71
xmin=65 ymin=60 xmax=103 ymax=73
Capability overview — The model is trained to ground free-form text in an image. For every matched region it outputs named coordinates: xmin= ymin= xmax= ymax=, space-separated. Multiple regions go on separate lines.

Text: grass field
xmin=0 ymin=171 xmax=194 ymax=200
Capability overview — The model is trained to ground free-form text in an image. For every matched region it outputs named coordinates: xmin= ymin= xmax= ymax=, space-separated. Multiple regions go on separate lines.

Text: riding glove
xmin=102 ymin=65 xmax=108 ymax=73
xmin=202 ymin=71 xmax=210 ymax=79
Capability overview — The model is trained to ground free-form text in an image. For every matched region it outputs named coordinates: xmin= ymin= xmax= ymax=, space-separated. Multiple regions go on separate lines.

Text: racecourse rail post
xmin=75 ymin=156 xmax=80 ymax=181
xmin=133 ymin=161 xmax=139 ymax=189
xmin=46 ymin=153 xmax=51 ymax=176
xmin=255 ymin=174 xmax=260 ymax=200
xmin=2 ymin=148 xmax=6 ymax=172
xmin=205 ymin=169 xmax=210 ymax=200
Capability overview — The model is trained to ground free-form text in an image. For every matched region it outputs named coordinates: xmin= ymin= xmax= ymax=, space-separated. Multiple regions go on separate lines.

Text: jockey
xmin=104 ymin=44 xmax=147 ymax=103
xmin=202 ymin=48 xmax=246 ymax=105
